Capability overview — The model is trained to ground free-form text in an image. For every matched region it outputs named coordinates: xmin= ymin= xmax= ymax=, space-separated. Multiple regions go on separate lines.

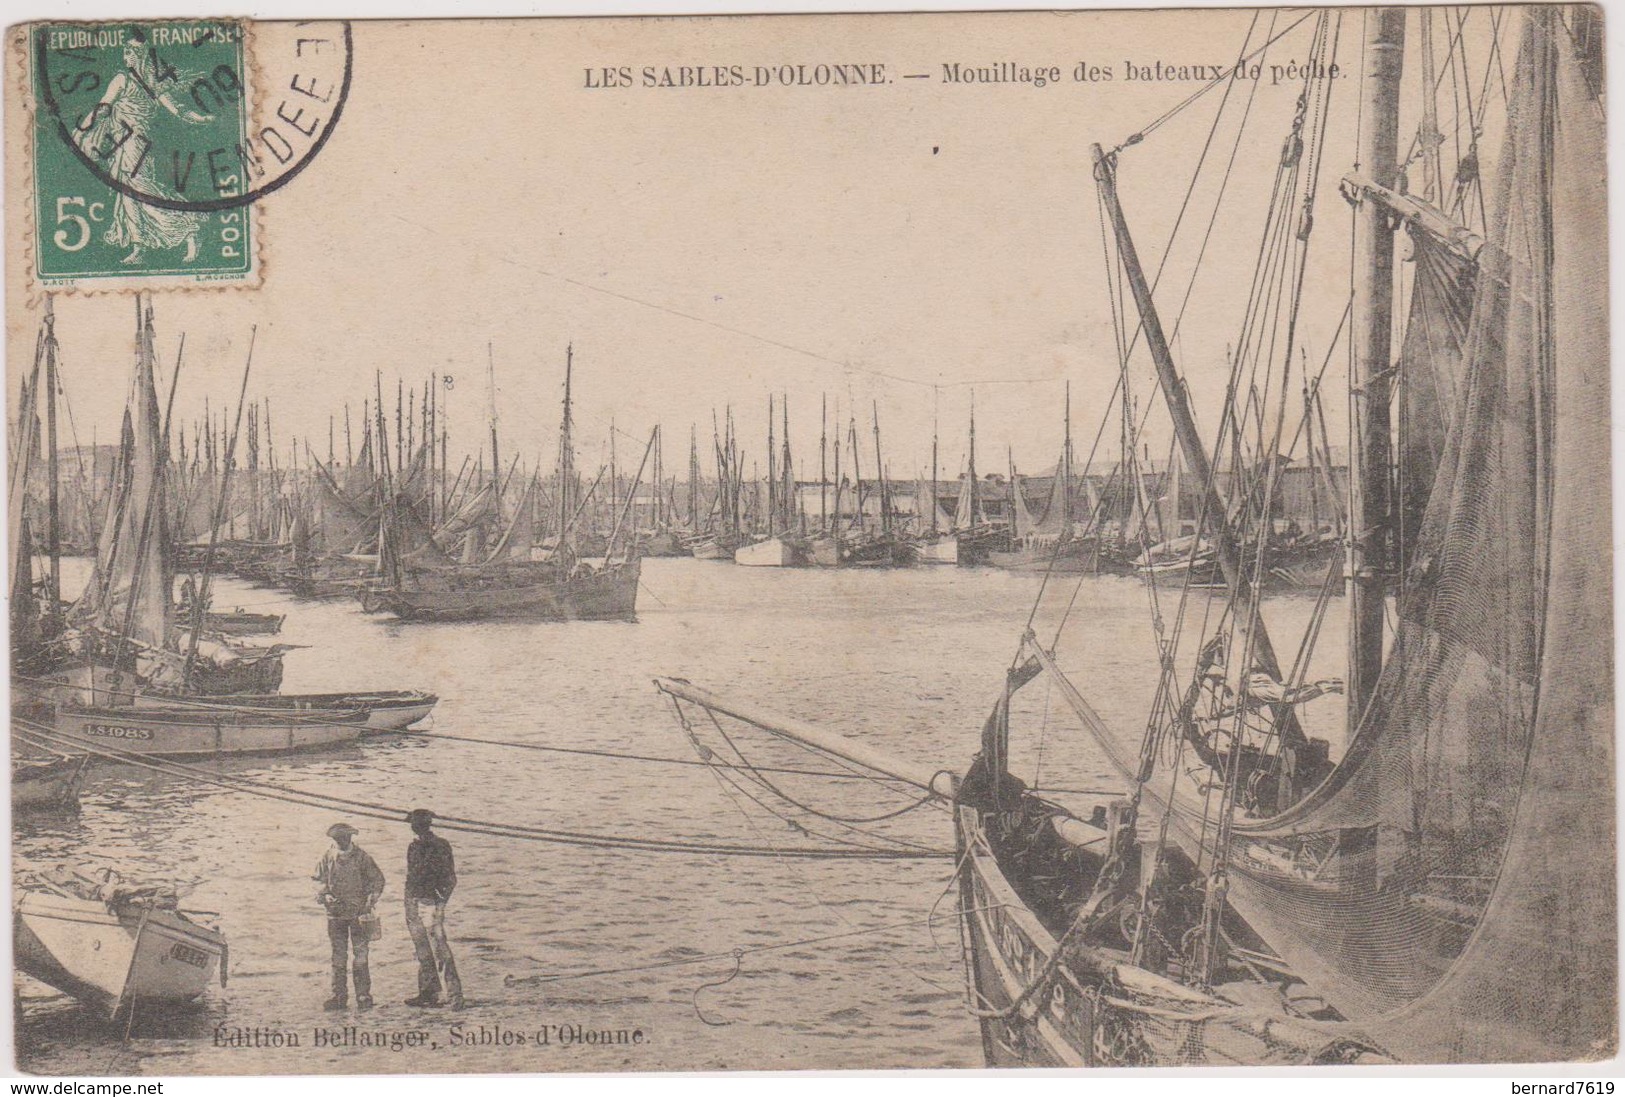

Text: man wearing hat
xmin=403 ymin=809 xmax=463 ymax=1009
xmin=314 ymin=823 xmax=385 ymax=1010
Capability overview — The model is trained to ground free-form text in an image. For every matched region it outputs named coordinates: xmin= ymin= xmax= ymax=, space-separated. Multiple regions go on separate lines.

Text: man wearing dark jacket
xmin=314 ymin=822 xmax=385 ymax=1011
xmin=403 ymin=808 xmax=463 ymax=1009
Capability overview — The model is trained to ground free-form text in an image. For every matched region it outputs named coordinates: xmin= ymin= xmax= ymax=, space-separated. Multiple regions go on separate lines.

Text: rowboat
xmin=50 ymin=703 xmax=366 ymax=757
xmin=734 ymin=535 xmax=802 ymax=567
xmin=361 ymin=557 xmax=640 ymax=622
xmin=12 ymin=754 xmax=88 ymax=814
xmin=172 ymin=689 xmax=439 ymax=732
xmin=202 ymin=609 xmax=285 ymax=636
xmin=15 ymin=868 xmax=225 ymax=1018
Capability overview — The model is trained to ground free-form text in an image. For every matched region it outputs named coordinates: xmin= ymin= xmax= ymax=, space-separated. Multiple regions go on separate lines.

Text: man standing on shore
xmin=314 ymin=823 xmax=385 ymax=1011
xmin=403 ymin=808 xmax=464 ymax=1009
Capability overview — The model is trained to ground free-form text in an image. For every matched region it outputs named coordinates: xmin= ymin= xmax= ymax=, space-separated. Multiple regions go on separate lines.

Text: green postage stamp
xmin=28 ymin=21 xmax=257 ymax=289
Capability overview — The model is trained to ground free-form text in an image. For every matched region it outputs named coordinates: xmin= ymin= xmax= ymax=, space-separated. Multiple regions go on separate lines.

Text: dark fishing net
xmin=1203 ymin=10 xmax=1614 ymax=1061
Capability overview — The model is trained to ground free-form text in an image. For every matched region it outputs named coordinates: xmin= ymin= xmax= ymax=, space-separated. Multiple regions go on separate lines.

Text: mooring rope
xmin=16 ymin=717 xmax=950 ymax=861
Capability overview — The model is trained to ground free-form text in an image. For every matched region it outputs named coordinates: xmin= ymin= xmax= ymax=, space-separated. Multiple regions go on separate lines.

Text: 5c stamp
xmin=27 ymin=19 xmax=351 ymax=290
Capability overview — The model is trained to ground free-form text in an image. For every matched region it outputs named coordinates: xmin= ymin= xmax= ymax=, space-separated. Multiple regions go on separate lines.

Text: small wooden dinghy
xmin=12 ymin=754 xmax=88 ymax=813
xmin=202 ymin=609 xmax=286 ymax=637
xmin=181 ymin=689 xmax=439 ymax=732
xmin=15 ymin=866 xmax=225 ymax=1019
xmin=52 ymin=702 xmax=366 ymax=757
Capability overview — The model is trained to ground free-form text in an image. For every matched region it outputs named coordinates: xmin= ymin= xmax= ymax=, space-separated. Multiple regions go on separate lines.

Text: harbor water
xmin=14 ymin=557 xmax=1348 ymax=1074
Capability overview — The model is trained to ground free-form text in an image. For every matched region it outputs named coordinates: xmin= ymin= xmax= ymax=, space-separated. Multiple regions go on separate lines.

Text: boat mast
xmin=765 ymin=396 xmax=776 ymax=537
xmin=557 ymin=345 xmax=575 ymax=553
xmin=967 ymin=392 xmax=979 ymax=526
xmin=872 ymin=402 xmax=888 ymax=535
xmin=689 ymin=424 xmax=700 ymax=529
xmin=931 ymin=390 xmax=939 ymax=537
xmin=43 ymin=297 xmax=61 ymax=611
xmin=1063 ymin=380 xmax=1073 ymax=538
xmin=832 ymin=402 xmax=842 ymax=543
xmin=1091 ymin=142 xmax=1297 ymax=696
xmin=780 ymin=396 xmax=793 ymax=532
xmin=820 ymin=394 xmax=828 ymax=532
xmin=1346 ymin=9 xmax=1405 ymax=732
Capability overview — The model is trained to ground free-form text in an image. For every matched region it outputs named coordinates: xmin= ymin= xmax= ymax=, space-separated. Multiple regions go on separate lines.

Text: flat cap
xmin=327 ymin=823 xmax=360 ymax=839
xmin=405 ymin=808 xmax=435 ymax=825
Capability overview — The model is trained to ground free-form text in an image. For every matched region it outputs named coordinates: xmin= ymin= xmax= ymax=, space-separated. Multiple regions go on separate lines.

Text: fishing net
xmin=1201 ymin=11 xmax=1615 ymax=1061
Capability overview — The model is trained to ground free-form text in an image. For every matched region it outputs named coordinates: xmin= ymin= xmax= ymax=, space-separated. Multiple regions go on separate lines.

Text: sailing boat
xmin=735 ymin=396 xmax=809 ymax=566
xmin=13 ymin=300 xmax=373 ymax=757
xmin=655 ymin=6 xmax=1611 ymax=1065
xmin=360 ymin=346 xmax=641 ymax=621
xmin=988 ymin=386 xmax=1099 ymax=572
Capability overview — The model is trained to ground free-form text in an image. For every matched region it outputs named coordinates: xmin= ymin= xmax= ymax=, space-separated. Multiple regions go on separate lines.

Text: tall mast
xmin=780 ymin=395 xmax=793 ymax=530
xmin=557 ymin=345 xmax=575 ymax=548
xmin=1063 ymin=380 xmax=1073 ymax=536
xmin=43 ymin=297 xmax=61 ymax=610
xmin=872 ymin=402 xmax=888 ymax=534
xmin=766 ymin=396 xmax=776 ymax=536
xmin=1346 ymin=9 xmax=1406 ymax=731
xmin=832 ymin=403 xmax=843 ymax=542
xmin=487 ymin=343 xmax=501 ymax=514
xmin=967 ymin=391 xmax=980 ymax=526
xmin=689 ymin=424 xmax=700 ymax=528
xmin=396 ymin=378 xmax=404 ymax=474
xmin=931 ymin=390 xmax=939 ymax=537
xmin=820 ymin=394 xmax=828 ymax=531
xmin=1091 ymin=142 xmax=1297 ymax=703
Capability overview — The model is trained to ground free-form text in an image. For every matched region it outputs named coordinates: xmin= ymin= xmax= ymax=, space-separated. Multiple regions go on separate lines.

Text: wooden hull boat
xmin=202 ymin=610 xmax=285 ymax=637
xmin=51 ymin=703 xmax=365 ymax=758
xmin=183 ymin=690 xmax=439 ymax=732
xmin=987 ymin=537 xmax=1101 ymax=573
xmin=15 ymin=887 xmax=224 ymax=1017
xmin=12 ymin=755 xmax=88 ymax=813
xmin=810 ymin=534 xmax=916 ymax=568
xmin=689 ymin=535 xmax=738 ymax=561
xmin=360 ymin=557 xmax=641 ymax=622
xmin=734 ymin=536 xmax=803 ymax=567
xmin=914 ymin=535 xmax=960 ymax=565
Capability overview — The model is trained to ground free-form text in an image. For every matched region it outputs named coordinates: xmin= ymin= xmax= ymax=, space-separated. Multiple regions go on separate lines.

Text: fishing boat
xmin=656 ymin=6 xmax=1611 ymax=1066
xmin=987 ymin=388 xmax=1101 ymax=573
xmin=911 ymin=416 xmax=958 ymax=563
xmin=360 ymin=346 xmax=643 ymax=622
xmin=732 ymin=397 xmax=809 ymax=567
xmin=735 ymin=535 xmax=803 ymax=567
xmin=49 ymin=299 xmax=291 ymax=699
xmin=15 ymin=866 xmax=225 ymax=1018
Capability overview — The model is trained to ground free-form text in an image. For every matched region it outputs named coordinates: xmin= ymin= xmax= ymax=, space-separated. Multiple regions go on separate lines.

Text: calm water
xmin=14 ymin=558 xmax=1347 ymax=1074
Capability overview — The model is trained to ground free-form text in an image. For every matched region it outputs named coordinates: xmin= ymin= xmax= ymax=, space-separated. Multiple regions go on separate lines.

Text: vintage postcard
xmin=5 ymin=4 xmax=1615 ymax=1077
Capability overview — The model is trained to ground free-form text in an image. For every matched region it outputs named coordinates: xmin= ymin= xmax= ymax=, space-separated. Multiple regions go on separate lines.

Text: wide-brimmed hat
xmin=405 ymin=808 xmax=435 ymax=826
xmin=327 ymin=823 xmax=360 ymax=840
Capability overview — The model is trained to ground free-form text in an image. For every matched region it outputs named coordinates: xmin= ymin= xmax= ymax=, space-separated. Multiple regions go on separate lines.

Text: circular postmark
xmin=34 ymin=19 xmax=351 ymax=213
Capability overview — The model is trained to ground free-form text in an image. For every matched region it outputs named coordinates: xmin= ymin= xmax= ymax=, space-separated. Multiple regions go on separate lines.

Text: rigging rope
xmin=16 ymin=716 xmax=950 ymax=860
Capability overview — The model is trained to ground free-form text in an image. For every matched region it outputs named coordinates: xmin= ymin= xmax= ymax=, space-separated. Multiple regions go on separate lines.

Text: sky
xmin=9 ymin=7 xmax=1516 ymax=484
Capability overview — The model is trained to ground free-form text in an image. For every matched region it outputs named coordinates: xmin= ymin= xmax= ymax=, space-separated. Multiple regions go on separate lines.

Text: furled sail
xmin=953 ymin=473 xmax=981 ymax=530
xmin=486 ymin=476 xmax=538 ymax=561
xmin=1207 ymin=12 xmax=1614 ymax=1060
xmin=1032 ymin=458 xmax=1072 ymax=538
xmin=72 ymin=303 xmax=171 ymax=652
xmin=1396 ymin=225 xmax=1476 ymax=573
xmin=1007 ymin=455 xmax=1036 ymax=538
